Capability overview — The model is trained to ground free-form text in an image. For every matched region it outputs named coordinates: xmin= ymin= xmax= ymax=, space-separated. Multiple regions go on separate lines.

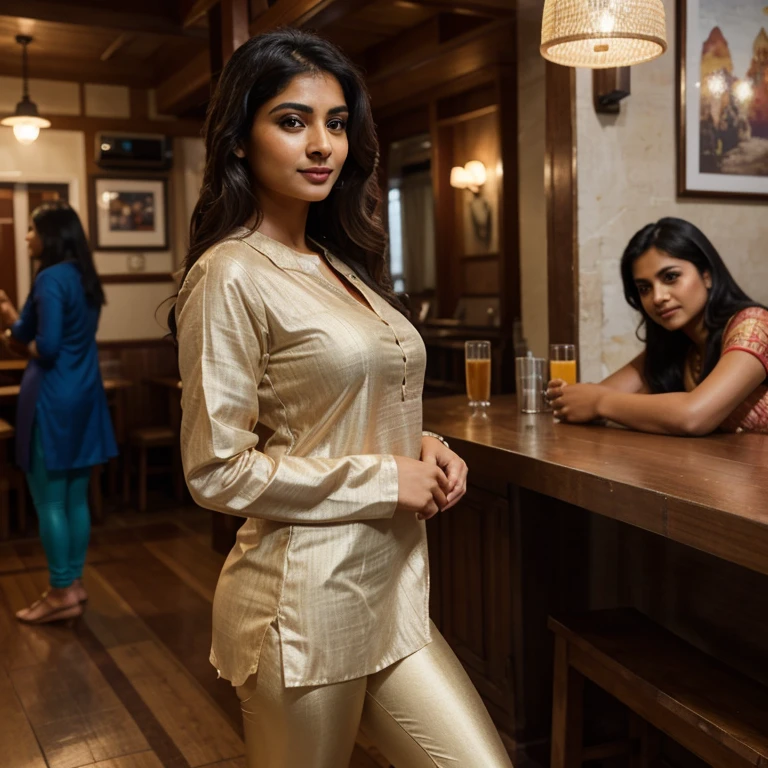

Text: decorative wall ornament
xmin=678 ymin=0 xmax=768 ymax=199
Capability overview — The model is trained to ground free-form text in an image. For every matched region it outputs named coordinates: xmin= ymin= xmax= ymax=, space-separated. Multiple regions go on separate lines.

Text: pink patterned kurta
xmin=719 ymin=307 xmax=768 ymax=433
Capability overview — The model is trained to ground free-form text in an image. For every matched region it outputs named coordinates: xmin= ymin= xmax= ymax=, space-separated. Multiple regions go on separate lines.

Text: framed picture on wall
xmin=678 ymin=0 xmax=768 ymax=200
xmin=91 ymin=176 xmax=168 ymax=250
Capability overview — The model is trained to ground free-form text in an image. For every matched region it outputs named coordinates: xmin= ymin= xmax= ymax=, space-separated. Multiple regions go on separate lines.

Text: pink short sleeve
xmin=722 ymin=307 xmax=768 ymax=376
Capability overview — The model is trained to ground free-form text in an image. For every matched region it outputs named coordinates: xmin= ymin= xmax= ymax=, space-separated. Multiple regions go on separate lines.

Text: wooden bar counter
xmin=422 ymin=395 xmax=768 ymax=759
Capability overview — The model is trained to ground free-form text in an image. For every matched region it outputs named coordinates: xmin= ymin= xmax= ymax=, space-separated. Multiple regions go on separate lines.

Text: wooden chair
xmin=549 ymin=608 xmax=768 ymax=768
xmin=123 ymin=426 xmax=183 ymax=513
xmin=0 ymin=419 xmax=26 ymax=540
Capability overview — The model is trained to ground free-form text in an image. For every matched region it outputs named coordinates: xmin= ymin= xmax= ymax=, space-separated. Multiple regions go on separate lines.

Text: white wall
xmin=0 ymin=76 xmax=204 ymax=340
xmin=576 ymin=0 xmax=768 ymax=382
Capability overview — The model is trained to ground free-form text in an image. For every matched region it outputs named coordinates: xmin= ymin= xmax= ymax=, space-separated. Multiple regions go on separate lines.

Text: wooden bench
xmin=549 ymin=608 xmax=768 ymax=768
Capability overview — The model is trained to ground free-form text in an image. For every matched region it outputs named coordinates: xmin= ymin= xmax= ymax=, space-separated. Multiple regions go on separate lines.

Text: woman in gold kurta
xmin=172 ymin=29 xmax=513 ymax=768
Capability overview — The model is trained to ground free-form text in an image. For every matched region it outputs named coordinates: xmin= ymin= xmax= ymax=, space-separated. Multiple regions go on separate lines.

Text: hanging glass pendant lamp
xmin=1 ymin=35 xmax=51 ymax=145
xmin=541 ymin=0 xmax=668 ymax=69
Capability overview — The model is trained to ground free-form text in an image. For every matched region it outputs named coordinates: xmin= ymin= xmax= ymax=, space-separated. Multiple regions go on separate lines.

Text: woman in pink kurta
xmin=547 ymin=218 xmax=768 ymax=434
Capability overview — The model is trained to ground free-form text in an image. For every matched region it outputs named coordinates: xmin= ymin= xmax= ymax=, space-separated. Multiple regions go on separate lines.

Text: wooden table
xmin=421 ymin=395 xmax=768 ymax=756
xmin=0 ymin=359 xmax=27 ymax=372
xmin=423 ymin=395 xmax=768 ymax=578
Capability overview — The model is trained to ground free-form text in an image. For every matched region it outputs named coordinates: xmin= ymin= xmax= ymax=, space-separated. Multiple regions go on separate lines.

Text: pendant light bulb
xmin=0 ymin=35 xmax=50 ymax=145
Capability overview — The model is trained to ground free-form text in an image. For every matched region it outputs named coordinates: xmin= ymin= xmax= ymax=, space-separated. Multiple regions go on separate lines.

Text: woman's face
xmin=240 ymin=72 xmax=349 ymax=204
xmin=25 ymin=224 xmax=43 ymax=260
xmin=632 ymin=246 xmax=711 ymax=332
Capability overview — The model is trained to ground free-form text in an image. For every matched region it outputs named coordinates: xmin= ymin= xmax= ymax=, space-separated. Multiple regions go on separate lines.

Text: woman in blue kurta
xmin=0 ymin=201 xmax=117 ymax=623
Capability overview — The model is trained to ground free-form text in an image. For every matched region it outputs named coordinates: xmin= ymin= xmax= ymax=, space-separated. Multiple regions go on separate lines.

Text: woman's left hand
xmin=420 ymin=437 xmax=468 ymax=511
xmin=547 ymin=382 xmax=607 ymax=423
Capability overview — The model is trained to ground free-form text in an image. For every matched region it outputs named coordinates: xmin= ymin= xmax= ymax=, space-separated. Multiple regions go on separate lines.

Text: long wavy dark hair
xmin=620 ymin=217 xmax=762 ymax=393
xmin=32 ymin=201 xmax=105 ymax=307
xmin=168 ymin=28 xmax=402 ymax=339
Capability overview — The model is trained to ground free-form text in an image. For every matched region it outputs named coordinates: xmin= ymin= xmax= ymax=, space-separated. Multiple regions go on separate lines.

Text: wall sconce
xmin=593 ymin=67 xmax=631 ymax=113
xmin=450 ymin=161 xmax=487 ymax=194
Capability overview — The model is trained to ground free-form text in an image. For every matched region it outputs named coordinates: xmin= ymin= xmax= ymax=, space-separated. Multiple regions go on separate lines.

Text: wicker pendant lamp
xmin=541 ymin=0 xmax=668 ymax=69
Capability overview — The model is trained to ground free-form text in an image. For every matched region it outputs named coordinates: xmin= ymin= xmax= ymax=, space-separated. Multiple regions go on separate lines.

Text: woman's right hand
xmin=393 ymin=456 xmax=450 ymax=520
xmin=0 ymin=290 xmax=18 ymax=327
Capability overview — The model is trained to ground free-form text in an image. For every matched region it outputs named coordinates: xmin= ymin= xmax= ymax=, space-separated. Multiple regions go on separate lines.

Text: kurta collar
xmin=236 ymin=227 xmax=336 ymax=273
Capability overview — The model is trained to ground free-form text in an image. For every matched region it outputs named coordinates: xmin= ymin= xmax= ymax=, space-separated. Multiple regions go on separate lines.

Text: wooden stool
xmin=123 ymin=426 xmax=182 ymax=513
xmin=549 ymin=608 xmax=768 ymax=768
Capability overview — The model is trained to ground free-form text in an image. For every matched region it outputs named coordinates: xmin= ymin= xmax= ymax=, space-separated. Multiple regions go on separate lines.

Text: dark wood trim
xmin=0 ymin=0 xmax=208 ymax=38
xmin=394 ymin=0 xmax=514 ymax=17
xmin=155 ymin=50 xmax=211 ymax=117
xmin=97 ymin=337 xmax=174 ymax=349
xmin=496 ymin=63 xmax=521 ymax=335
xmin=545 ymin=62 xmax=578 ymax=348
xmin=101 ymin=273 xmax=176 ymax=284
xmin=436 ymin=103 xmax=499 ymax=128
xmin=46 ymin=114 xmax=203 ymax=139
xmin=248 ymin=0 xmax=377 ymax=35
xmin=221 ymin=0 xmax=250 ymax=63
xmin=367 ymin=21 xmax=513 ymax=109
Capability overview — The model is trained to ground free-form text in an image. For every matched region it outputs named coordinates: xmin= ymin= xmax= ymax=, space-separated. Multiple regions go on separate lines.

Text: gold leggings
xmin=237 ymin=620 xmax=514 ymax=768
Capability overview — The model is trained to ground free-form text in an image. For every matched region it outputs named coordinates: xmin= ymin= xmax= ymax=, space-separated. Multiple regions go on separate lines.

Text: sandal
xmin=16 ymin=592 xmax=84 ymax=624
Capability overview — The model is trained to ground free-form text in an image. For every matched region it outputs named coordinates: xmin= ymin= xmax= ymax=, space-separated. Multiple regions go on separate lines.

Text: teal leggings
xmin=26 ymin=427 xmax=92 ymax=589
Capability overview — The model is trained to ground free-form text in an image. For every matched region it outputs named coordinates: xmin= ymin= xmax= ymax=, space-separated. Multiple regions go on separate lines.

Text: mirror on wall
xmin=386 ymin=133 xmax=435 ymax=322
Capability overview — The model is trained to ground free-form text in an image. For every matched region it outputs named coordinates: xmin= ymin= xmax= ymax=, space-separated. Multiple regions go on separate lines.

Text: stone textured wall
xmin=576 ymin=0 xmax=768 ymax=382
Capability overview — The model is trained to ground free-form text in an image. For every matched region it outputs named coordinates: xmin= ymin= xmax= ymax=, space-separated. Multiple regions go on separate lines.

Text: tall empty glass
xmin=515 ymin=355 xmax=548 ymax=413
xmin=550 ymin=344 xmax=577 ymax=385
xmin=465 ymin=341 xmax=491 ymax=412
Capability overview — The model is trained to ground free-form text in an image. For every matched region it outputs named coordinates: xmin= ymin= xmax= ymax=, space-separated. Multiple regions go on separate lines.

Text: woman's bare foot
xmin=72 ymin=578 xmax=88 ymax=604
xmin=15 ymin=585 xmax=83 ymax=624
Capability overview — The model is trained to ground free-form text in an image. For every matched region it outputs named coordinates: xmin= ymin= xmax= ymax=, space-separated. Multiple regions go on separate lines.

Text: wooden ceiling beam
xmin=249 ymin=0 xmax=378 ymax=35
xmin=182 ymin=0 xmax=221 ymax=28
xmin=0 ymin=0 xmax=208 ymax=39
xmin=365 ymin=18 xmax=508 ymax=85
xmin=0 ymin=52 xmax=155 ymax=88
xmin=391 ymin=0 xmax=515 ymax=18
xmin=45 ymin=114 xmax=202 ymax=138
xmin=154 ymin=49 xmax=211 ymax=115
xmin=156 ymin=0 xmax=377 ymax=115
xmin=368 ymin=20 xmax=513 ymax=108
xmin=100 ymin=33 xmax=134 ymax=62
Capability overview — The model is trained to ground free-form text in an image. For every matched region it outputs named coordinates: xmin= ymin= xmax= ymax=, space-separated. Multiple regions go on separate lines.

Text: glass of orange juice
xmin=465 ymin=341 xmax=491 ymax=414
xmin=550 ymin=344 xmax=577 ymax=385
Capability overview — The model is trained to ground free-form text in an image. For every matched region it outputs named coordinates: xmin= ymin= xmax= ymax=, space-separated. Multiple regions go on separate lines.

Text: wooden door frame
xmin=545 ymin=62 xmax=578 ymax=349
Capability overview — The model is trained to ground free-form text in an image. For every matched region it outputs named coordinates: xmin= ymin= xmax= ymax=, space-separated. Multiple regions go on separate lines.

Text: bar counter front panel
xmin=422 ymin=395 xmax=768 ymax=758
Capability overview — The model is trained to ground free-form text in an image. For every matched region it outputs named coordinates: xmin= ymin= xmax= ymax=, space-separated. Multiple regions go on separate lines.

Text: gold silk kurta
xmin=175 ymin=229 xmax=431 ymax=688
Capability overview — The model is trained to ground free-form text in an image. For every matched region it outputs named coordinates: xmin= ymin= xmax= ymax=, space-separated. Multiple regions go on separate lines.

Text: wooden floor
xmin=0 ymin=504 xmax=387 ymax=768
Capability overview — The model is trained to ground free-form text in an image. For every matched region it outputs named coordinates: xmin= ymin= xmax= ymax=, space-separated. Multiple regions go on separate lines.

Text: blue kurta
xmin=11 ymin=261 xmax=118 ymax=472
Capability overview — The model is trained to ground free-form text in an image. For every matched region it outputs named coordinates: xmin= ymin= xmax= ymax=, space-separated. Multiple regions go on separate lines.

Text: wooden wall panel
xmin=463 ymin=258 xmax=499 ymax=295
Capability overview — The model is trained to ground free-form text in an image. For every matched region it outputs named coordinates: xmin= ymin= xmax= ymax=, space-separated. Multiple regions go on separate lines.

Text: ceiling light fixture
xmin=540 ymin=0 xmax=667 ymax=69
xmin=1 ymin=35 xmax=51 ymax=145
